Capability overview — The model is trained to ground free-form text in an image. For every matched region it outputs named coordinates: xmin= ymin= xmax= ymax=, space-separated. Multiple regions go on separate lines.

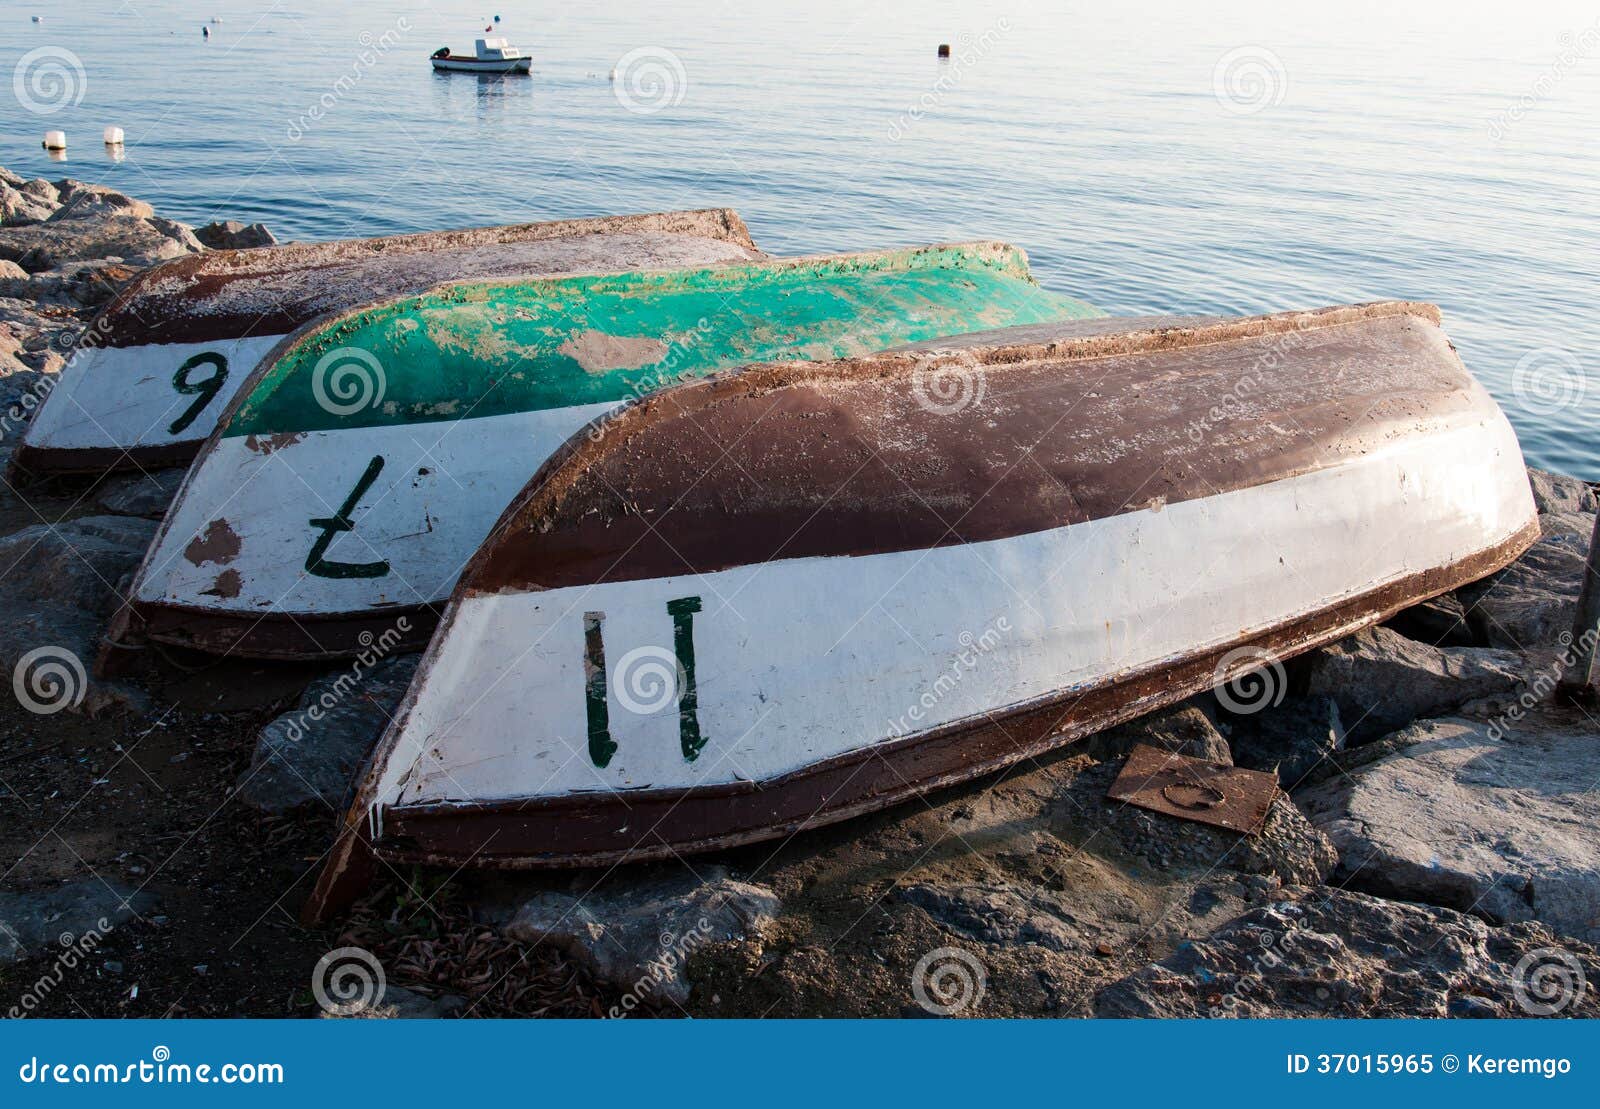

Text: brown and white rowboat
xmin=306 ymin=300 xmax=1538 ymax=918
xmin=12 ymin=209 xmax=762 ymax=474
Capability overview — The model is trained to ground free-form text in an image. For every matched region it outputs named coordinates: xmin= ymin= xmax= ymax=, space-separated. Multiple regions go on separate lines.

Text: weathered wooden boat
xmin=305 ymin=300 xmax=1539 ymax=919
xmin=429 ymin=38 xmax=532 ymax=74
xmin=12 ymin=209 xmax=761 ymax=474
xmin=120 ymin=242 xmax=1099 ymax=660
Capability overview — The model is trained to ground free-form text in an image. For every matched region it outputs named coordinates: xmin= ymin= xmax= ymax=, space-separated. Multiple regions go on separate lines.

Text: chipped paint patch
xmin=184 ymin=518 xmax=242 ymax=566
xmin=201 ymin=568 xmax=243 ymax=598
xmin=558 ymin=331 xmax=671 ymax=374
xmin=244 ymin=431 xmax=306 ymax=455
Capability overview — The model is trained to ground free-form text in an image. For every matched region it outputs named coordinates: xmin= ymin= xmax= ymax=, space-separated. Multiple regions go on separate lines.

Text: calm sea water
xmin=3 ymin=0 xmax=1596 ymax=475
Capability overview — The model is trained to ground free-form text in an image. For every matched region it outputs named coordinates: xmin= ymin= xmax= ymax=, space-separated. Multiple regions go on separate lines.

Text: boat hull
xmin=304 ymin=301 xmax=1538 ymax=917
xmin=125 ymin=243 xmax=1100 ymax=659
xmin=430 ymin=56 xmax=532 ymax=73
xmin=13 ymin=210 xmax=760 ymax=474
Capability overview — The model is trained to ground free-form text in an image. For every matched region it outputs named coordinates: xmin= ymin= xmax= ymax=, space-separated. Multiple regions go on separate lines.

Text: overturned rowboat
xmin=120 ymin=242 xmax=1099 ymax=660
xmin=12 ymin=209 xmax=762 ymax=474
xmin=305 ymin=300 xmax=1538 ymax=918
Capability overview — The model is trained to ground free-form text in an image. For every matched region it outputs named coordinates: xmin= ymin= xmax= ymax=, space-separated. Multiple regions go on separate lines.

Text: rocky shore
xmin=0 ymin=167 xmax=1595 ymax=1019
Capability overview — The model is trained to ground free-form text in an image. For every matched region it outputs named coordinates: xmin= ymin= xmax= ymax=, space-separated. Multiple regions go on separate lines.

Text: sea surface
xmin=2 ymin=0 xmax=1596 ymax=475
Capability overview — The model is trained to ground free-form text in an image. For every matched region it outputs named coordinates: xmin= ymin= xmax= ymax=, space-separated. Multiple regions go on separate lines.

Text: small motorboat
xmin=305 ymin=301 xmax=1538 ymax=918
xmin=119 ymin=242 xmax=1100 ymax=660
xmin=430 ymin=38 xmax=532 ymax=74
xmin=13 ymin=210 xmax=760 ymax=473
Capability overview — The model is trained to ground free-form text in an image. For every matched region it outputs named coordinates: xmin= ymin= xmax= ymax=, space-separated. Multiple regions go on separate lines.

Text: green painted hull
xmin=228 ymin=242 xmax=1101 ymax=437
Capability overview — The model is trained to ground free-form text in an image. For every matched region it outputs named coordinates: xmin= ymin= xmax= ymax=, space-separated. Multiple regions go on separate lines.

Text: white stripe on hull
xmin=372 ymin=413 xmax=1534 ymax=815
xmin=22 ymin=334 xmax=286 ymax=452
xmin=136 ymin=403 xmax=619 ymax=612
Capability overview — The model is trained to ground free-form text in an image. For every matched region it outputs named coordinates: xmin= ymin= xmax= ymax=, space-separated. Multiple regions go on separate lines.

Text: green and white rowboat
xmin=13 ymin=209 xmax=763 ymax=474
xmin=121 ymin=242 xmax=1101 ymax=659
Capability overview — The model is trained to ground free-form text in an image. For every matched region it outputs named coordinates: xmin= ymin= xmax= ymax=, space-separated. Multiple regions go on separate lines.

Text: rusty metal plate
xmin=1106 ymin=744 xmax=1279 ymax=834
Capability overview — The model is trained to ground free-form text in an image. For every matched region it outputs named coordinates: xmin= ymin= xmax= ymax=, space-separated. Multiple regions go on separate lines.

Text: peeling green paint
xmin=227 ymin=243 xmax=1100 ymax=438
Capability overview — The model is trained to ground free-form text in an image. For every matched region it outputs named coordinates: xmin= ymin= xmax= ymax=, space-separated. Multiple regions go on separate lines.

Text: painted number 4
xmin=583 ymin=597 xmax=708 ymax=767
xmin=305 ymin=455 xmax=391 ymax=579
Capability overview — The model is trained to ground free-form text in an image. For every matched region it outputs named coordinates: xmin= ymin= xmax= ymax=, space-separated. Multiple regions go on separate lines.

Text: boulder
xmin=900 ymin=882 xmax=1079 ymax=953
xmin=238 ymin=655 xmax=419 ymax=814
xmin=1301 ymin=625 xmax=1524 ymax=745
xmin=94 ymin=468 xmax=186 ymax=518
xmin=1541 ymin=510 xmax=1597 ymax=540
xmin=0 ymin=213 xmax=201 ymax=270
xmin=1459 ymin=533 xmax=1586 ymax=650
xmin=1228 ymin=694 xmax=1345 ymax=788
xmin=1384 ymin=592 xmax=1477 ymax=648
xmin=196 ymin=220 xmax=277 ymax=250
xmin=0 ymin=258 xmax=141 ymax=309
xmin=0 ymin=184 xmax=58 ymax=227
xmin=505 ymin=866 xmax=780 ymax=1007
xmin=1094 ymin=885 xmax=1600 ymax=1018
xmin=1082 ymin=701 xmax=1232 ymax=765
xmin=18 ymin=179 xmax=59 ymax=204
xmin=1297 ymin=714 xmax=1600 ymax=943
xmin=48 ymin=180 xmax=155 ymax=222
xmin=1527 ymin=466 xmax=1597 ymax=516
xmin=0 ymin=515 xmax=159 ymax=716
xmin=0 ymin=879 xmax=153 ymax=965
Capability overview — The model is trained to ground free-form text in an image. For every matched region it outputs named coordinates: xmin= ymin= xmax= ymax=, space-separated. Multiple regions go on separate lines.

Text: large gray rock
xmin=1384 ymin=592 xmax=1477 ymax=648
xmin=1298 ymin=714 xmax=1600 ymax=943
xmin=48 ymin=180 xmax=154 ymax=222
xmin=238 ymin=655 xmax=419 ymax=813
xmin=1094 ymin=885 xmax=1600 ymax=1018
xmin=0 ymin=258 xmax=141 ymax=309
xmin=1527 ymin=467 xmax=1597 ymax=516
xmin=94 ymin=468 xmax=186 ymax=518
xmin=1460 ymin=533 xmax=1587 ymax=650
xmin=0 ymin=183 xmax=59 ymax=227
xmin=1228 ymin=694 xmax=1345 ymax=788
xmin=506 ymin=866 xmax=780 ymax=1007
xmin=0 ymin=880 xmax=153 ymax=964
xmin=0 ymin=213 xmax=201 ymax=270
xmin=196 ymin=220 xmax=277 ymax=250
xmin=1302 ymin=625 xmax=1524 ymax=745
xmin=0 ymin=515 xmax=158 ymax=716
xmin=1083 ymin=701 xmax=1232 ymax=765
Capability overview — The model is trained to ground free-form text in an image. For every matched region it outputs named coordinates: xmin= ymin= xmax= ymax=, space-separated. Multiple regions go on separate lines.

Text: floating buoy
xmin=210 ymin=15 xmax=223 ymax=22
xmin=937 ymin=43 xmax=951 ymax=58
xmin=495 ymin=14 xmax=502 ymax=22
xmin=42 ymin=130 xmax=66 ymax=150
xmin=608 ymin=68 xmax=617 ymax=80
xmin=202 ymin=25 xmax=210 ymax=37
xmin=103 ymin=126 xmax=124 ymax=145
xmin=32 ymin=15 xmax=42 ymax=22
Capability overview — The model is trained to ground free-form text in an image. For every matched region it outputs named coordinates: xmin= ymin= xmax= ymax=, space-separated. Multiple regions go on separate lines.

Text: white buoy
xmin=32 ymin=15 xmax=43 ymax=22
xmin=103 ymin=126 xmax=125 ymax=145
xmin=609 ymin=68 xmax=618 ymax=80
xmin=42 ymin=130 xmax=66 ymax=150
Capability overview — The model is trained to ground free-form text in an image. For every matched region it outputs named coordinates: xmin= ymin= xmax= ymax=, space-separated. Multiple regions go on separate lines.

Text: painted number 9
xmin=168 ymin=352 xmax=229 ymax=435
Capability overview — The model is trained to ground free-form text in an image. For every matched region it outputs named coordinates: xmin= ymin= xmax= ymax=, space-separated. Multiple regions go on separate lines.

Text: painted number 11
xmin=583 ymin=597 xmax=707 ymax=768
